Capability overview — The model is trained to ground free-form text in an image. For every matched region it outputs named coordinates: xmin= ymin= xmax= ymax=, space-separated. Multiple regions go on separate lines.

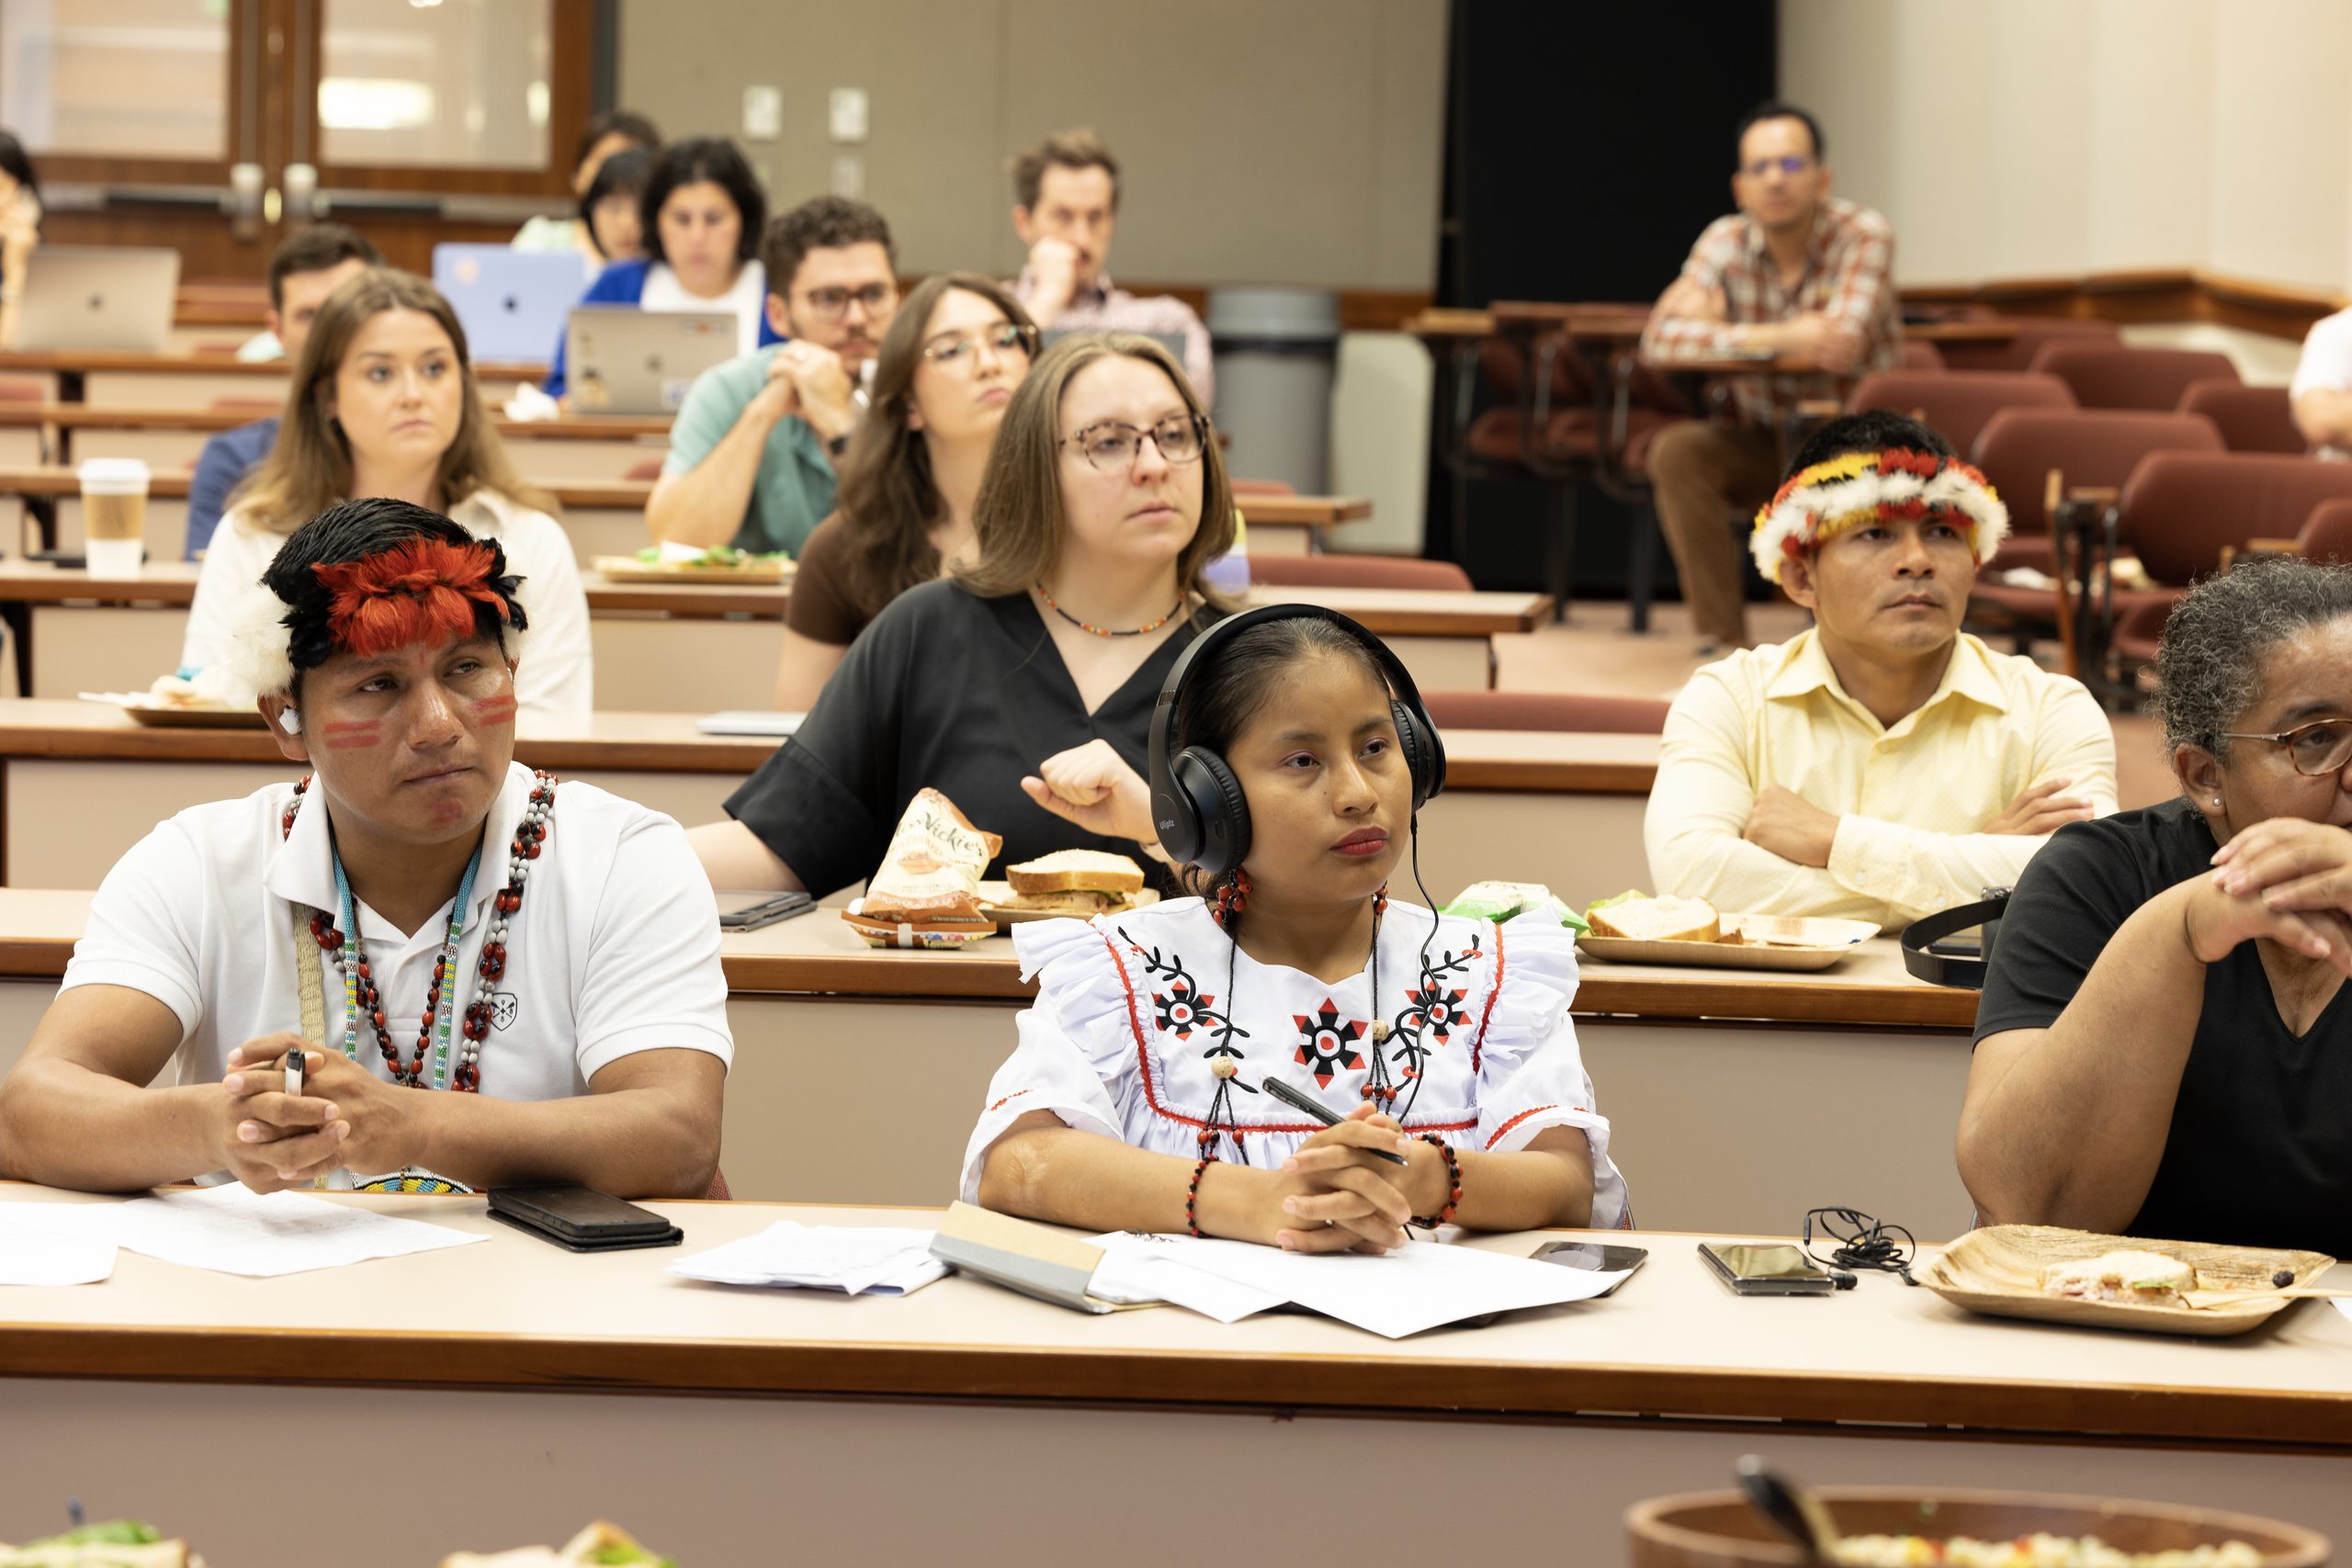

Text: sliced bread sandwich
xmin=1585 ymin=895 xmax=1721 ymax=943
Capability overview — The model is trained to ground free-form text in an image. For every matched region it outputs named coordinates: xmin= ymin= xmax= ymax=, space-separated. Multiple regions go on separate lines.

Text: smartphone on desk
xmin=487 ymin=1184 xmax=684 ymax=1251
xmin=717 ymin=889 xmax=816 ymax=931
xmin=1531 ymin=1240 xmax=1648 ymax=1296
xmin=1698 ymin=1240 xmax=1837 ymax=1296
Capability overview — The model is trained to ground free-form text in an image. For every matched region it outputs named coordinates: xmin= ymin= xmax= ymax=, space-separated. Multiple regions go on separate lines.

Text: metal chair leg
xmin=1627 ymin=496 xmax=1657 ymax=634
xmin=1544 ymin=483 xmax=1577 ymax=622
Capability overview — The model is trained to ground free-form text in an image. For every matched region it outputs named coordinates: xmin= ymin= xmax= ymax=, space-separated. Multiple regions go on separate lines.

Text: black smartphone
xmin=487 ymin=1185 xmax=684 ymax=1251
xmin=1698 ymin=1240 xmax=1837 ymax=1296
xmin=1531 ymin=1240 xmax=1648 ymax=1296
xmin=717 ymin=889 xmax=817 ymax=931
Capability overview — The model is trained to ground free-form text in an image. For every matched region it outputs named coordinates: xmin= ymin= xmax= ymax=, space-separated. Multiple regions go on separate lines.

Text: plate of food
xmin=979 ymin=851 xmax=1155 ymax=922
xmin=1571 ymin=894 xmax=1875 ymax=971
xmin=82 ymin=680 xmax=267 ymax=729
xmin=1918 ymin=1224 xmax=2335 ymax=1337
xmin=593 ymin=545 xmax=797 ymax=584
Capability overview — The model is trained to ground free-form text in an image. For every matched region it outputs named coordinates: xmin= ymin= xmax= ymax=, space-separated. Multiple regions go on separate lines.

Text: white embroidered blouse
xmin=957 ymin=897 xmax=1629 ymax=1227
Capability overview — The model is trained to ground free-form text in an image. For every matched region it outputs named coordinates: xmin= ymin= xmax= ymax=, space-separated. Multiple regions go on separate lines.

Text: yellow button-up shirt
xmin=1645 ymin=630 xmax=2118 ymax=930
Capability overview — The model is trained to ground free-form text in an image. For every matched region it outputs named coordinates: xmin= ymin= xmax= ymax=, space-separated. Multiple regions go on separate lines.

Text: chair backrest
xmin=1476 ymin=334 xmax=1589 ymax=404
xmin=1422 ymin=689 xmax=1669 ymax=735
xmin=2120 ymin=452 xmax=2352 ymax=583
xmin=1846 ymin=370 xmax=2076 ymax=456
xmin=1900 ymin=338 xmax=1946 ymax=372
xmin=2029 ymin=343 xmax=2241 ymax=411
xmin=1937 ymin=317 xmax=2120 ymax=373
xmin=2176 ymin=378 xmax=2304 ymax=454
xmin=1248 ymin=553 xmax=1475 ymax=592
xmin=1970 ymin=408 xmax=2226 ymax=538
xmin=2298 ymin=498 xmax=2352 ymax=566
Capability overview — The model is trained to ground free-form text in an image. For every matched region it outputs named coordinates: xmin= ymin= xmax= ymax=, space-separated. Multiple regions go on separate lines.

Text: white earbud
xmin=280 ymin=706 xmax=300 ymax=730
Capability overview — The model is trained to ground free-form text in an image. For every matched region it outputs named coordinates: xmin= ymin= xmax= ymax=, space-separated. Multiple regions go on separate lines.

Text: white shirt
xmin=958 ymin=899 xmax=1628 ymax=1227
xmin=181 ymin=488 xmax=595 ymax=715
xmin=2291 ymin=308 xmax=2352 ymax=400
xmin=639 ymin=258 xmax=768 ymax=359
xmin=62 ymin=762 xmax=732 ymax=1108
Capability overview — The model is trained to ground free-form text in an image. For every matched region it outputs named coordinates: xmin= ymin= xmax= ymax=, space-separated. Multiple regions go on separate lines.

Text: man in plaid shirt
xmin=1640 ymin=103 xmax=1902 ymax=650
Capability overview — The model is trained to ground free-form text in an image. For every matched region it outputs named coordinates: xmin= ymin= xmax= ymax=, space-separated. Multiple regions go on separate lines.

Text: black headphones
xmin=1148 ymin=604 xmax=1446 ymax=876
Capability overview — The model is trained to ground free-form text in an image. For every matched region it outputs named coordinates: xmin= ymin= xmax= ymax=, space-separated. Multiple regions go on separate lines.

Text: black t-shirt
xmin=1977 ymin=795 xmax=2352 ymax=1256
xmin=727 ymin=579 xmax=1218 ymax=894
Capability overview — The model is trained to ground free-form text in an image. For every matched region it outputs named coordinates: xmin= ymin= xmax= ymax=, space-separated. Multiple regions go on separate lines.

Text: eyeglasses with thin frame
xmin=1741 ymin=154 xmax=1814 ymax=178
xmin=1062 ymin=412 xmax=1209 ymax=472
xmin=920 ymin=321 xmax=1038 ymax=370
xmin=2220 ymin=718 xmax=2352 ymax=776
xmin=798 ymin=283 xmax=896 ymax=321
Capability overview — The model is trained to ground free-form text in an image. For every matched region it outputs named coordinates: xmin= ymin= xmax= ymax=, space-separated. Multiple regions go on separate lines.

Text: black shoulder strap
xmin=1899 ymin=887 xmax=2014 ymax=989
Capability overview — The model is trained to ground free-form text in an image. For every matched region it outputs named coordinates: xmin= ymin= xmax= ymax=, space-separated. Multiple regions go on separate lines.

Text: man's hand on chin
xmin=1744 ymin=784 xmax=1839 ymax=868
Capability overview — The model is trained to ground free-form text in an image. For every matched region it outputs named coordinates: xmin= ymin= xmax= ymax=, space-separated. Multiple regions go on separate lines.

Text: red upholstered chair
xmin=1250 ymin=554 xmax=1473 ymax=592
xmin=1422 ymin=689 xmax=1669 ymax=734
xmin=706 ymin=1169 xmax=731 ymax=1201
xmin=2029 ymin=343 xmax=2240 ymax=412
xmin=2300 ymin=498 xmax=2352 ymax=565
xmin=2176 ymin=378 xmax=2304 ymax=454
xmin=1936 ymin=318 xmax=2120 ymax=373
xmin=1901 ymin=339 xmax=1946 ymax=371
xmin=1846 ymin=370 xmax=2076 ymax=456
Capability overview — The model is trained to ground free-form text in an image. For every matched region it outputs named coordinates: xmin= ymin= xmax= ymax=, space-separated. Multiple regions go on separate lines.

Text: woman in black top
xmin=1962 ymin=558 xmax=2352 ymax=1255
xmin=687 ymin=329 xmax=1238 ymax=891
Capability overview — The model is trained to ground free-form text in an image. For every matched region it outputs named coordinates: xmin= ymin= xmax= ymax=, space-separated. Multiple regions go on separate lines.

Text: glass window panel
xmin=319 ymin=0 xmax=549 ymax=171
xmin=0 ymin=0 xmax=229 ymax=161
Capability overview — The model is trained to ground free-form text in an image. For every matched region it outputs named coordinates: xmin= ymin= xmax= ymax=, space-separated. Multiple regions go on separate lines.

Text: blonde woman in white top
xmin=183 ymin=268 xmax=593 ymax=714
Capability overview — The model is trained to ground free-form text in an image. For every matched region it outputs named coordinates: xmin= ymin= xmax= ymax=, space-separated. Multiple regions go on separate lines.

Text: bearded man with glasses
xmin=649 ymin=195 xmax=901 ymax=557
xmin=1640 ymin=101 xmax=1904 ymax=654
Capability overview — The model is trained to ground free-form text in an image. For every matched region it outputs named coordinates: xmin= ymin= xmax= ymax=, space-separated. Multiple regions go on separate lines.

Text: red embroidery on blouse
xmin=1485 ymin=1102 xmax=1571 ymax=1150
xmin=1468 ymin=918 xmax=1507 ymax=1076
xmin=987 ymin=1089 xmax=1035 ymax=1113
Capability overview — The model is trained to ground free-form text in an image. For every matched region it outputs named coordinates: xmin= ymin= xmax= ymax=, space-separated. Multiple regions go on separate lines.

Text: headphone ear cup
xmin=1171 ymin=746 xmax=1251 ymax=878
xmin=1392 ymin=699 xmax=1435 ymax=811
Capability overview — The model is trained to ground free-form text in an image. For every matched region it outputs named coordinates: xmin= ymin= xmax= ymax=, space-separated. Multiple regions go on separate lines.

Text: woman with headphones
xmin=960 ymin=604 xmax=1628 ymax=1253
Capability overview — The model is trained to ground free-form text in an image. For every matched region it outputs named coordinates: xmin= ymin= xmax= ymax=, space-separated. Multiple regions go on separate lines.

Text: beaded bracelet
xmin=1412 ymin=1134 xmax=1463 ymax=1228
xmin=1186 ymin=1156 xmax=1215 ymax=1237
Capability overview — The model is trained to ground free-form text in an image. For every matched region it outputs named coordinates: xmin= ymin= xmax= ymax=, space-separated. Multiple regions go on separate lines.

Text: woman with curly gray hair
xmin=1957 ymin=556 xmax=2352 ymax=1255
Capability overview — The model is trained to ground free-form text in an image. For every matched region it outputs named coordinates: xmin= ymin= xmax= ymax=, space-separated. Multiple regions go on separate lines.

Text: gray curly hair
xmin=2154 ymin=556 xmax=2352 ymax=763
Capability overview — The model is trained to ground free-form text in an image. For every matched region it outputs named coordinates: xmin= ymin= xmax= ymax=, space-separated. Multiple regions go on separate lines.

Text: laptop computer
xmin=565 ymin=306 xmax=738 ymax=414
xmin=17 ymin=245 xmax=180 ymax=352
xmin=433 ymin=243 xmax=587 ymax=364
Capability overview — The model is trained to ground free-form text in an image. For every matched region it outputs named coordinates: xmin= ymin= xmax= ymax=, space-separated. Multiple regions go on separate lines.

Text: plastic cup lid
xmin=76 ymin=457 xmax=152 ymax=485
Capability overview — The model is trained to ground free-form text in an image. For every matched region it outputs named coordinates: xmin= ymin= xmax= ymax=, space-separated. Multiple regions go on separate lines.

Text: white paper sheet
xmin=1084 ymin=1232 xmax=1286 ymax=1324
xmin=668 ymin=1223 xmax=946 ymax=1296
xmin=0 ymin=1215 xmax=116 ymax=1284
xmin=1148 ymin=1234 xmax=1631 ymax=1338
xmin=0 ymin=1187 xmax=481 ymax=1279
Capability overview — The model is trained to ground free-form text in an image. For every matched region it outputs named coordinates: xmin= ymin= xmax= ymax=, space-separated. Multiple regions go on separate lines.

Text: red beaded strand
xmin=1185 ymin=1156 xmax=1214 ymax=1236
xmin=1414 ymin=1134 xmax=1463 ymax=1227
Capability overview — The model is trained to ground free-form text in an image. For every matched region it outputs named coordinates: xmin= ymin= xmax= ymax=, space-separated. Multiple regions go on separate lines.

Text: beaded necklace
xmin=279 ymin=769 xmax=557 ymax=1092
xmin=1035 ymin=583 xmax=1185 ymax=637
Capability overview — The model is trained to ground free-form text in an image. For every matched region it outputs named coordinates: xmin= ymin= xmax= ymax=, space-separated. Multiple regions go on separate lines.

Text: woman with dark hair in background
xmin=542 ymin=136 xmax=777 ymax=399
xmin=579 ymin=148 xmax=651 ymax=268
xmin=512 ymin=108 xmax=660 ymax=271
xmin=773 ymin=272 xmax=1038 ymax=708
xmin=0 ymin=129 xmax=41 ymax=348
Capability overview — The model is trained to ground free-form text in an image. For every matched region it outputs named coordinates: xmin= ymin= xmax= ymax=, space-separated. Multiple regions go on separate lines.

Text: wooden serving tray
xmin=976 ymin=883 xmax=1159 ymax=924
xmin=82 ymin=693 xmax=268 ymax=729
xmin=1576 ymin=913 xmax=1875 ymax=972
xmin=1918 ymin=1224 xmax=2333 ymax=1338
xmin=592 ymin=554 xmax=796 ymax=584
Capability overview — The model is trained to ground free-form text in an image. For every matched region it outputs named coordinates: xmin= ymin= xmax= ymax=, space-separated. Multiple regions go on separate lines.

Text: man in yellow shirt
xmin=1645 ymin=412 xmax=2116 ymax=930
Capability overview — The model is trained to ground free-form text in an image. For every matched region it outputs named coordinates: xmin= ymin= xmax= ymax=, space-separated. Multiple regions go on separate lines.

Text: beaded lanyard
xmin=280 ymin=769 xmax=558 ymax=1093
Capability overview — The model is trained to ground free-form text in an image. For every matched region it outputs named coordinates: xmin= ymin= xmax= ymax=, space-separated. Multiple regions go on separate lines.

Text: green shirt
xmin=662 ymin=344 xmax=838 ymax=557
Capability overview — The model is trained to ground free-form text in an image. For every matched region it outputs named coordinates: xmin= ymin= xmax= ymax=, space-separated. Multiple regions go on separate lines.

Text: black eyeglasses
xmin=920 ymin=321 xmax=1038 ymax=369
xmin=2220 ymin=718 xmax=2352 ymax=777
xmin=1741 ymin=154 xmax=1814 ymax=178
xmin=799 ymin=283 xmax=895 ymax=321
xmin=1062 ymin=412 xmax=1209 ymax=472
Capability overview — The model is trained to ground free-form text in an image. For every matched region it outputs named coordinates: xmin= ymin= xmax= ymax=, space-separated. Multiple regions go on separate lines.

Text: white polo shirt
xmin=62 ymin=762 xmax=732 ymax=1101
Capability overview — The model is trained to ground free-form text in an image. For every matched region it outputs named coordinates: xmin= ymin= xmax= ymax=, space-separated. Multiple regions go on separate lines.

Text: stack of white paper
xmin=0 ymin=1213 xmax=116 ymax=1285
xmin=1086 ymin=1232 xmax=1286 ymax=1324
xmin=0 ymin=1187 xmax=482 ymax=1279
xmin=669 ymin=1223 xmax=946 ymax=1296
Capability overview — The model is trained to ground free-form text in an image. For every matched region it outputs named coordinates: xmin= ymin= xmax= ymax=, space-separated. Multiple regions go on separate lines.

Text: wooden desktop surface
xmin=0 ymin=466 xmax=647 ymax=512
xmin=0 ymin=404 xmax=675 ymax=441
xmin=0 ymin=1181 xmax=2343 ymax=1450
xmin=0 ymin=350 xmax=546 ymax=384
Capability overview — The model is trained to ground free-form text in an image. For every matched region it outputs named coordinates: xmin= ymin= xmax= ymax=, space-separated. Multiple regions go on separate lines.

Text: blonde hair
xmin=957 ymin=331 xmax=1236 ymax=607
xmin=230 ymin=267 xmax=553 ymax=536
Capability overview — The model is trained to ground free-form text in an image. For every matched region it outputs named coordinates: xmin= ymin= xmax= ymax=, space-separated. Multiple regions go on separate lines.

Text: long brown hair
xmin=230 ymin=267 xmax=553 ymax=536
xmin=957 ymin=330 xmax=1236 ymax=606
xmin=831 ymin=272 xmax=1035 ymax=617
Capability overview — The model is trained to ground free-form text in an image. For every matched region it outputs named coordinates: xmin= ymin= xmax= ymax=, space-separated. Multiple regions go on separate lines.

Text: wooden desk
xmin=2 ymin=1186 xmax=2346 ymax=1564
xmin=1905 ymin=320 xmax=2020 ymax=343
xmin=0 ymin=351 xmax=546 ymax=408
xmin=1240 ymin=583 xmax=1551 ymax=690
xmin=1236 ymin=492 xmax=1373 ymax=556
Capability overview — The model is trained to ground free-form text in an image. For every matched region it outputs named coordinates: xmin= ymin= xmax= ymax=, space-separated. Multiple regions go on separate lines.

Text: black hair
xmin=579 ymin=148 xmax=651 ymax=258
xmin=2155 ymin=556 xmax=2352 ymax=765
xmin=573 ymin=109 xmax=661 ymax=174
xmin=265 ymin=222 xmax=382 ymax=309
xmin=1783 ymin=410 xmax=1956 ymax=481
xmin=0 ymin=130 xmax=37 ymax=204
xmin=1736 ymin=100 xmax=1826 ymax=162
xmin=264 ymin=498 xmax=526 ymax=684
xmin=762 ymin=194 xmax=896 ymax=299
xmin=639 ymin=137 xmax=766 ymax=267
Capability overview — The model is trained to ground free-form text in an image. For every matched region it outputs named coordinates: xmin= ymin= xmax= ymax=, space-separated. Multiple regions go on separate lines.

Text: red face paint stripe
xmin=321 ymin=722 xmax=380 ymax=749
xmin=470 ymin=695 xmax=517 ymax=727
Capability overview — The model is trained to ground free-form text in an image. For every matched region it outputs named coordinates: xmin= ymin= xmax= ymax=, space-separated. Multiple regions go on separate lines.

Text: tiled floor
xmin=1491 ymin=600 xmax=2177 ymax=811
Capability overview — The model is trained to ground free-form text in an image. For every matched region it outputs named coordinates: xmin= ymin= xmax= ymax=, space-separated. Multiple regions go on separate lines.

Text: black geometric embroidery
xmin=1291 ymin=997 xmax=1368 ymax=1088
xmin=1386 ymin=937 xmax=1481 ymax=1067
xmin=1123 ymin=933 xmax=1249 ymax=1054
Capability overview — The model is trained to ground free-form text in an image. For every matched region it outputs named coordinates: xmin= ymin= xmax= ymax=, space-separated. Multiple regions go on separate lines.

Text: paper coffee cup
xmin=77 ymin=457 xmax=149 ymax=579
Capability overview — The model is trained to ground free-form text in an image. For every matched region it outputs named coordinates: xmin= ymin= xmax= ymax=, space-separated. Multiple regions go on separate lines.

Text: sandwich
xmin=2040 ymin=1249 xmax=2198 ymax=1309
xmin=443 ymin=1520 xmax=673 ymax=1568
xmin=0 ymin=1519 xmax=191 ymax=1568
xmin=842 ymin=788 xmax=1003 ymax=948
xmin=1584 ymin=894 xmax=1722 ymax=943
xmin=997 ymin=850 xmax=1146 ymax=914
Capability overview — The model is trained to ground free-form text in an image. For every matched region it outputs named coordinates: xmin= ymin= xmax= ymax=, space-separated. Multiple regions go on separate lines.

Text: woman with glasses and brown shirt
xmin=689 ymin=329 xmax=1238 ymax=893
xmin=774 ymin=273 xmax=1040 ymax=710
xmin=1960 ymin=557 xmax=2352 ymax=1258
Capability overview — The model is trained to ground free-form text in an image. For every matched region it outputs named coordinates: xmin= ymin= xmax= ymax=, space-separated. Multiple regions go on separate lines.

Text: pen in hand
xmin=1258 ymin=1077 xmax=1409 ymax=1165
xmin=284 ymin=1047 xmax=306 ymax=1099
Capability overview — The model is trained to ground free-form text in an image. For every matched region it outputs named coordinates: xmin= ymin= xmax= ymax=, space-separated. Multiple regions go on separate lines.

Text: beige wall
xmin=1783 ymin=0 xmax=2352 ymax=295
xmin=616 ymin=0 xmax=1447 ymax=290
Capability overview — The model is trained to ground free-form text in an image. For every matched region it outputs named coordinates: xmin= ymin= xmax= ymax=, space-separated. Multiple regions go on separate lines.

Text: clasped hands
xmin=1744 ymin=777 xmax=2095 ymax=868
xmin=213 ymin=1036 xmax=412 ymax=1193
xmin=1655 ymin=276 xmax=1863 ymax=372
xmin=755 ymin=339 xmax=856 ymax=443
xmin=2193 ymin=817 xmax=2352 ymax=973
xmin=1233 ymin=1102 xmax=1444 ymax=1255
